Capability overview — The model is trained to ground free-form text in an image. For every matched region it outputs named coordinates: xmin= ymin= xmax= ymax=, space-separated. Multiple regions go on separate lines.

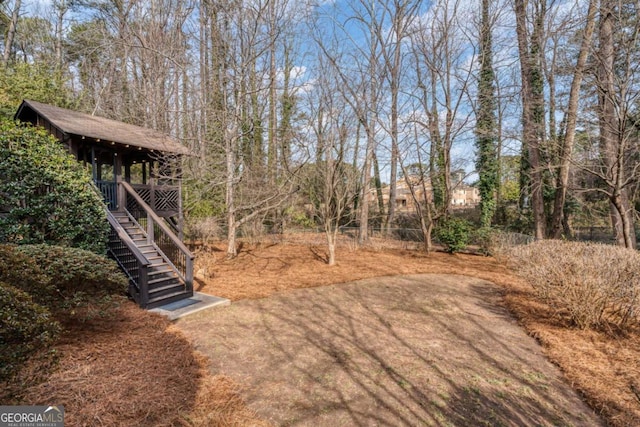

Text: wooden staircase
xmin=103 ymin=181 xmax=194 ymax=309
xmin=110 ymin=212 xmax=192 ymax=308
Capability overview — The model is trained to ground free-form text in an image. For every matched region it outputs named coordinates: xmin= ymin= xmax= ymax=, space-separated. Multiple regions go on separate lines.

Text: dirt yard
xmin=179 ymin=273 xmax=602 ymax=426
xmin=179 ymin=238 xmax=640 ymax=426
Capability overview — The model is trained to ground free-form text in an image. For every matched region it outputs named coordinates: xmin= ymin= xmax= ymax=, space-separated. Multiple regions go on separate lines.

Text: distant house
xmin=15 ymin=100 xmax=194 ymax=309
xmin=367 ymin=170 xmax=480 ymax=213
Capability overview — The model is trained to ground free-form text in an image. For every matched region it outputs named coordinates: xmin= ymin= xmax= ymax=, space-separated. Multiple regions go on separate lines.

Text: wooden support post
xmin=91 ymin=146 xmax=97 ymax=181
xmin=150 ymin=179 xmax=156 ymax=212
xmin=142 ymin=161 xmax=147 ymax=184
xmin=186 ymin=256 xmax=194 ymax=294
xmin=117 ymin=182 xmax=126 ymax=214
xmin=147 ymin=212 xmax=154 ymax=245
xmin=178 ymin=184 xmax=184 ymax=240
xmin=139 ymin=264 xmax=149 ymax=308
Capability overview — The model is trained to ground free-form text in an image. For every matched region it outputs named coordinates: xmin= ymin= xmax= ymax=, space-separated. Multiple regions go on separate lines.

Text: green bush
xmin=0 ymin=282 xmax=61 ymax=381
xmin=15 ymin=245 xmax=128 ymax=302
xmin=506 ymin=240 xmax=640 ymax=330
xmin=470 ymin=226 xmax=495 ymax=256
xmin=0 ymin=244 xmax=56 ymax=305
xmin=435 ymin=217 xmax=472 ymax=253
xmin=287 ymin=208 xmax=316 ymax=229
xmin=0 ymin=120 xmax=108 ymax=253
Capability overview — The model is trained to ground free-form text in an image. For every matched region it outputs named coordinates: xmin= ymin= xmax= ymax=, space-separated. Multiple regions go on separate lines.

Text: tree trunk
xmin=226 ymin=124 xmax=238 ymax=258
xmin=267 ymin=0 xmax=278 ymax=183
xmin=514 ymin=0 xmax=547 ymax=240
xmin=54 ymin=0 xmax=67 ymax=71
xmin=597 ymin=0 xmax=637 ymax=249
xmin=550 ymin=0 xmax=596 ymax=238
xmin=475 ymin=0 xmax=499 ymax=228
xmin=372 ymin=149 xmax=384 ymax=217
xmin=3 ymin=0 xmax=22 ymax=65
xmin=327 ymin=232 xmax=336 ymax=266
xmin=358 ymin=131 xmax=373 ymax=245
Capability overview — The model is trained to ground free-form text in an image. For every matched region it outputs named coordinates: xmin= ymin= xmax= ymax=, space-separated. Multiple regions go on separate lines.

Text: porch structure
xmin=15 ymin=99 xmax=194 ymax=309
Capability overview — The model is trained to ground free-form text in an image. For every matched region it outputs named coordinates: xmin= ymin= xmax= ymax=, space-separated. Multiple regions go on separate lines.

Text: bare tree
xmin=403 ymin=0 xmax=474 ymax=250
xmin=590 ymin=0 xmax=638 ymax=248
xmin=549 ymin=0 xmax=597 ymax=238
xmin=514 ymin=0 xmax=547 ymax=240
xmin=193 ymin=0 xmax=304 ymax=257
xmin=305 ymin=58 xmax=359 ymax=264
xmin=2 ymin=0 xmax=22 ymax=65
xmin=312 ymin=0 xmax=384 ymax=245
xmin=371 ymin=0 xmax=422 ymax=234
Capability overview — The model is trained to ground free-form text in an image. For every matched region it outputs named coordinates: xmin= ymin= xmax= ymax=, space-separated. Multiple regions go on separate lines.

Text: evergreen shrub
xmin=0 ymin=121 xmax=108 ymax=253
xmin=15 ymin=244 xmax=128 ymax=302
xmin=435 ymin=217 xmax=472 ymax=253
xmin=0 ymin=282 xmax=60 ymax=381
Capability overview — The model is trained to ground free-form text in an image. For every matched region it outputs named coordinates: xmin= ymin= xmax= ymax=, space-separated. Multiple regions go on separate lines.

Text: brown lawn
xmin=191 ymin=237 xmax=640 ymax=426
xmin=2 ymin=235 xmax=638 ymax=426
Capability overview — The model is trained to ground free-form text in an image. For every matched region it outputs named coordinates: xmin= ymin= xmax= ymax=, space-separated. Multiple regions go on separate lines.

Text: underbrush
xmin=506 ymin=240 xmax=640 ymax=331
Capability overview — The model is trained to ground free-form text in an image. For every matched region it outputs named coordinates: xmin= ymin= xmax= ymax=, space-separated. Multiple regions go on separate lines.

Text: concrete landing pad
xmin=150 ymin=292 xmax=230 ymax=320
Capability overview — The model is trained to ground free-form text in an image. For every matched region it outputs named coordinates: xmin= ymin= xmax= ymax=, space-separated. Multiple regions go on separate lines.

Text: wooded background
xmin=2 ymin=0 xmax=639 ymax=260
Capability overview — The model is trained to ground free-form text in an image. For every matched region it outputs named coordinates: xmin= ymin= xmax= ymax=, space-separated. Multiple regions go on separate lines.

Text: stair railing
xmin=119 ymin=181 xmax=194 ymax=293
xmin=105 ymin=210 xmax=151 ymax=307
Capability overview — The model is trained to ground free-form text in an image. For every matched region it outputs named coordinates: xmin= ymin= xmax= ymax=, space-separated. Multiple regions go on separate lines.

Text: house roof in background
xmin=15 ymin=99 xmax=191 ymax=155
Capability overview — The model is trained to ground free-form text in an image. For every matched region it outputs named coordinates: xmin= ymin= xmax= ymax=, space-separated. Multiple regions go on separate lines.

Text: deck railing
xmin=95 ymin=180 xmax=180 ymax=215
xmin=130 ymin=183 xmax=180 ymax=214
xmin=120 ymin=181 xmax=193 ymax=292
xmin=105 ymin=210 xmax=150 ymax=307
xmin=96 ymin=180 xmax=118 ymax=210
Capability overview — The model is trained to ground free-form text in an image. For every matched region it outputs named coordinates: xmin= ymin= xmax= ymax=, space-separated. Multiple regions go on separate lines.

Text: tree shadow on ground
xmin=178 ymin=274 xmax=603 ymax=426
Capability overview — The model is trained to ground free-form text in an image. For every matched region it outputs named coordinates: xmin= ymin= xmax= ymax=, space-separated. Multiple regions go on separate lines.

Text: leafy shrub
xmin=0 ymin=282 xmax=61 ymax=381
xmin=14 ymin=245 xmax=128 ymax=303
xmin=506 ymin=240 xmax=640 ymax=330
xmin=0 ymin=120 xmax=108 ymax=253
xmin=0 ymin=244 xmax=56 ymax=305
xmin=288 ymin=208 xmax=316 ymax=229
xmin=435 ymin=217 xmax=472 ymax=253
xmin=0 ymin=63 xmax=71 ymax=120
xmin=470 ymin=226 xmax=495 ymax=256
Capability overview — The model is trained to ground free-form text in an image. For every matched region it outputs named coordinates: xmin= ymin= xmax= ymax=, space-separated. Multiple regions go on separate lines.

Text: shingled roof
xmin=15 ymin=99 xmax=190 ymax=155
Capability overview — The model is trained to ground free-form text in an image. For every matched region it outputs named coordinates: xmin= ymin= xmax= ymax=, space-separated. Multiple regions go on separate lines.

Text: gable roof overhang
xmin=15 ymin=99 xmax=191 ymax=156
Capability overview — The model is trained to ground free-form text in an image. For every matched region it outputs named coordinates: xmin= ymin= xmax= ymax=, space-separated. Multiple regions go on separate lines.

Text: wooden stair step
xmin=148 ymin=267 xmax=175 ymax=277
xmin=148 ymin=275 xmax=181 ymax=286
xmin=149 ymin=282 xmax=184 ymax=299
xmin=107 ymin=209 xmax=192 ymax=310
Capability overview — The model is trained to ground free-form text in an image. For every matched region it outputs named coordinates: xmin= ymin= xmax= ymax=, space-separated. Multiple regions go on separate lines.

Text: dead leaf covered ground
xmin=3 ymin=236 xmax=638 ymax=426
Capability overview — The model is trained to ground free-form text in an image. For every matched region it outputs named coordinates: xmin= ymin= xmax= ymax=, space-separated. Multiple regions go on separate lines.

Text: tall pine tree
xmin=475 ymin=0 xmax=498 ymax=228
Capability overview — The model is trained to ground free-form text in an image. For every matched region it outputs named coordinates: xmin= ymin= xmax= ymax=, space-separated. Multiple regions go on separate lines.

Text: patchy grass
xmin=179 ymin=274 xmax=601 ymax=426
